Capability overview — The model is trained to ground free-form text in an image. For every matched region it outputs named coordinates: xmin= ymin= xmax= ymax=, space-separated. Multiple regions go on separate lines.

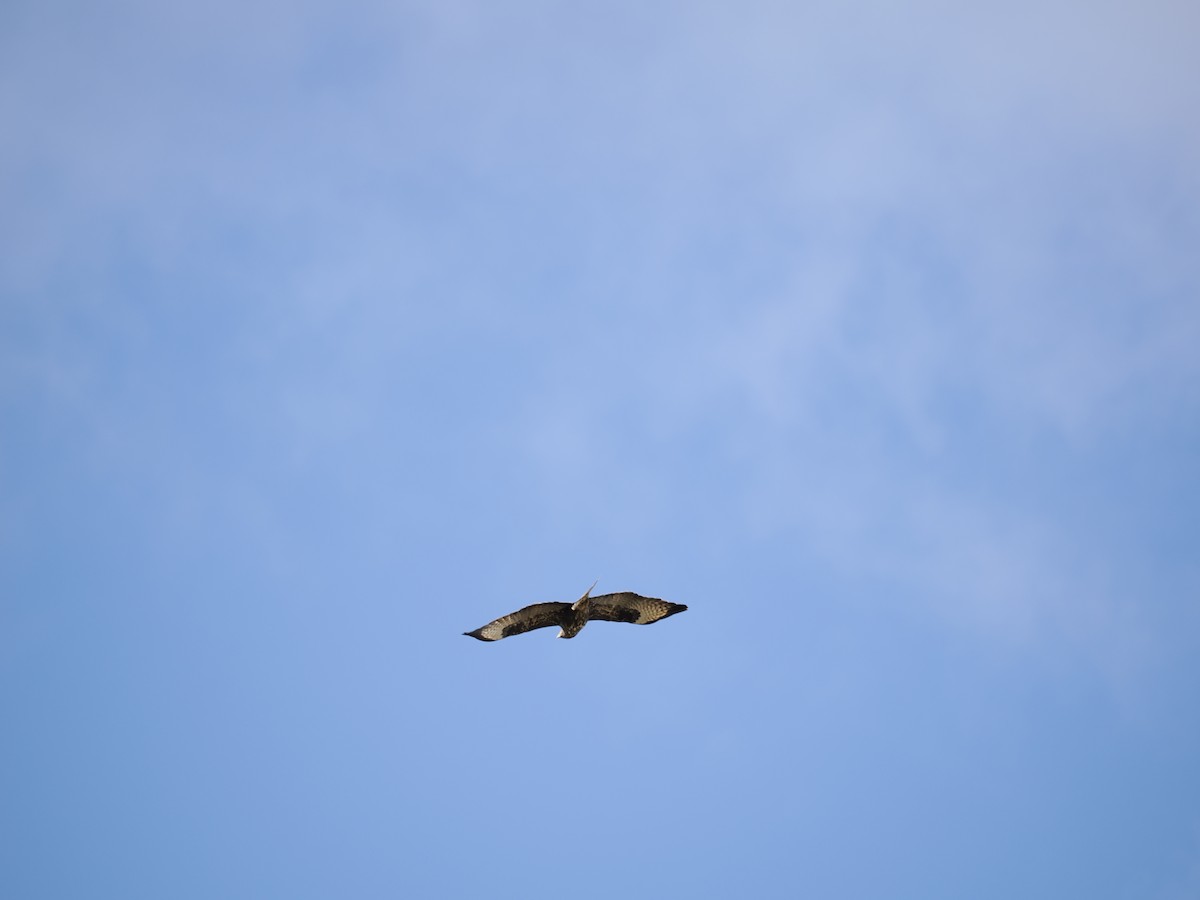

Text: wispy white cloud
xmin=3 ymin=0 xmax=1197 ymax=678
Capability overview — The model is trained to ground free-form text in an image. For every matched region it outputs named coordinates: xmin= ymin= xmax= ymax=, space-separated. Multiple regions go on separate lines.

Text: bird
xmin=463 ymin=581 xmax=687 ymax=642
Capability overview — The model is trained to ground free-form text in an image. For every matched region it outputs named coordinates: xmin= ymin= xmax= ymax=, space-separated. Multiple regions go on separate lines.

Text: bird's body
xmin=464 ymin=582 xmax=686 ymax=642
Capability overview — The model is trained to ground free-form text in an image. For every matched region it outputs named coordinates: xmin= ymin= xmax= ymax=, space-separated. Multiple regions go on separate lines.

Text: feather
xmin=464 ymin=585 xmax=686 ymax=642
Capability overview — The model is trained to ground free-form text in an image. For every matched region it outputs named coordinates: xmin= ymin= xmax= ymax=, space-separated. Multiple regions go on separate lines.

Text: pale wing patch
xmin=464 ymin=602 xmax=570 ymax=641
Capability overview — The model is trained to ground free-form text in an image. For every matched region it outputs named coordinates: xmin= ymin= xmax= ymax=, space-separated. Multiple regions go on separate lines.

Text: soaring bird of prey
xmin=463 ymin=581 xmax=687 ymax=642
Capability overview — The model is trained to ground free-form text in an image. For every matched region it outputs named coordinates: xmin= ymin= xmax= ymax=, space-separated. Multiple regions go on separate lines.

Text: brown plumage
xmin=463 ymin=582 xmax=687 ymax=642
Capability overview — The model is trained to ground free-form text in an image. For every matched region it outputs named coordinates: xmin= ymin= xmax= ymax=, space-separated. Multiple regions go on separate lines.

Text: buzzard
xmin=463 ymin=581 xmax=687 ymax=642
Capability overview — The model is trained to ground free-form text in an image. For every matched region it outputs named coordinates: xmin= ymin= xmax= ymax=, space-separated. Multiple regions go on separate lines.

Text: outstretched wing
xmin=587 ymin=592 xmax=687 ymax=625
xmin=463 ymin=602 xmax=570 ymax=642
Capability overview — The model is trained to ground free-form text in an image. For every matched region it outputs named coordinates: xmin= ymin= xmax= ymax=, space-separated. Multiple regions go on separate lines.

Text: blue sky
xmin=3 ymin=1 xmax=1199 ymax=897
